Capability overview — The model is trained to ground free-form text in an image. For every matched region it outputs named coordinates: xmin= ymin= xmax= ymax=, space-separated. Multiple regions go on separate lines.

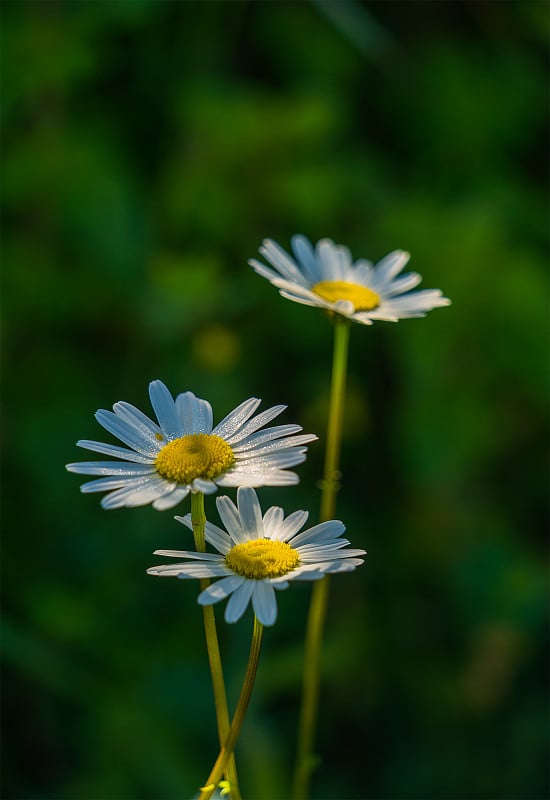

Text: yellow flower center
xmin=311 ymin=280 xmax=380 ymax=311
xmin=225 ymin=539 xmax=301 ymax=580
xmin=154 ymin=433 xmax=234 ymax=484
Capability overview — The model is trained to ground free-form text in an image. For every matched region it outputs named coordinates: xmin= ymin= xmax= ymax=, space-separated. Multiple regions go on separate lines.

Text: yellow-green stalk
xmin=191 ymin=492 xmax=240 ymax=800
xmin=199 ymin=617 xmax=264 ymax=800
xmin=292 ymin=317 xmax=351 ymax=800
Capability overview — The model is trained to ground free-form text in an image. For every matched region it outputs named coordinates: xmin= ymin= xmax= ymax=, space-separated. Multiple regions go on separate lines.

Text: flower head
xmin=147 ymin=487 xmax=366 ymax=626
xmin=66 ymin=381 xmax=317 ymax=511
xmin=249 ymin=235 xmax=450 ymax=325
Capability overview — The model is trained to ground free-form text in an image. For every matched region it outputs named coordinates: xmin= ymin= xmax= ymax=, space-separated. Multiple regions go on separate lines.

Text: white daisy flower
xmin=147 ymin=487 xmax=366 ymax=626
xmin=66 ymin=381 xmax=317 ymax=511
xmin=249 ymin=235 xmax=451 ymax=324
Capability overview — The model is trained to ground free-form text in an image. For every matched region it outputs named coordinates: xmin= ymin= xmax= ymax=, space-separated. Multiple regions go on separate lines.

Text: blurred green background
xmin=2 ymin=1 xmax=548 ymax=799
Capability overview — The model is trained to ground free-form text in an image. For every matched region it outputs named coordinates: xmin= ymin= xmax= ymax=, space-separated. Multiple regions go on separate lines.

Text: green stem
xmin=191 ymin=493 xmax=241 ymax=800
xmin=198 ymin=617 xmax=264 ymax=800
xmin=292 ymin=318 xmax=351 ymax=800
xmin=320 ymin=318 xmax=350 ymax=521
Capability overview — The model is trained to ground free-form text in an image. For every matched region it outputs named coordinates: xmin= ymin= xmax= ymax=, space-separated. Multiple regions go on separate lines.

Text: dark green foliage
xmin=2 ymin=2 xmax=547 ymax=798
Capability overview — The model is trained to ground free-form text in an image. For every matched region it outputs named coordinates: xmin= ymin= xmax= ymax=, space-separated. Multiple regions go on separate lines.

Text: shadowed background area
xmin=2 ymin=2 xmax=548 ymax=799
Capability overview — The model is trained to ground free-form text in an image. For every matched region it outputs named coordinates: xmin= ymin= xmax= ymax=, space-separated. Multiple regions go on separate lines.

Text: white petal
xmin=271 ymin=580 xmax=289 ymax=591
xmin=95 ymin=410 xmax=159 ymax=457
xmin=271 ymin=509 xmax=309 ymax=542
xmin=174 ymin=516 xmax=231 ymax=554
xmin=372 ymin=250 xmax=410 ymax=285
xmin=212 ymin=398 xmax=261 ymax=439
xmin=113 ymin=401 xmax=164 ymax=445
xmin=148 ymin=380 xmax=183 ymax=438
xmin=75 ymin=440 xmax=154 ymax=464
xmin=191 ymin=478 xmax=218 ymax=494
xmin=240 ymin=452 xmax=308 ymax=473
xmin=237 ymin=487 xmax=264 ymax=540
xmin=152 ymin=549 xmax=223 ymax=560
xmin=66 ymin=462 xmax=156 ymax=476
xmin=234 ymin=449 xmax=308 ymax=469
xmin=353 ymin=260 xmax=375 ymax=284
xmin=349 ymin=312 xmax=374 ymax=325
xmin=289 ymin=520 xmax=346 ymax=548
xmin=294 ymin=539 xmax=350 ymax=552
xmin=102 ymin=476 xmax=174 ymax=509
xmin=180 ymin=563 xmax=233 ymax=577
xmin=174 ymin=513 xmax=192 ymax=530
xmin=198 ymin=576 xmax=246 ymax=604
xmin=285 ymin=568 xmax=326 ymax=581
xmin=80 ymin=475 xmax=150 ymax=493
xmin=235 ymin=432 xmax=316 ymax=458
xmin=97 ymin=475 xmax=169 ymax=507
xmin=216 ymin=468 xmax=301 ymax=488
xmin=236 ymin=448 xmax=309 ymax=469
xmin=175 ymin=392 xmax=213 ymax=435
xmin=316 ymin=239 xmax=351 ymax=280
xmin=152 ymin=486 xmax=190 ymax=510
xmin=384 ymin=272 xmax=422 ymax=296
xmin=259 ymin=239 xmax=308 ymax=284
xmin=278 ymin=290 xmax=329 ymax=310
xmin=251 ymin=582 xmax=278 ymax=626
xmin=383 ymin=310 xmax=426 ymax=319
xmin=290 ymin=234 xmax=321 ymax=282
xmin=269 ymin=573 xmax=298 ymax=585
xmin=231 ymin=424 xmax=303 ymax=453
xmin=297 ymin=540 xmax=352 ymax=557
xmin=321 ymin=559 xmax=365 ymax=573
xmin=381 ymin=289 xmax=451 ymax=312
xmin=269 ymin=278 xmax=329 ymax=305
xmin=248 ymin=258 xmax=282 ymax=283
xmin=203 ymin=522 xmax=233 ymax=554
xmin=224 ymin=580 xmax=255 ymax=623
xmin=216 ymin=495 xmax=247 ymax=543
xmin=334 ymin=299 xmax=355 ymax=316
xmin=225 ymin=405 xmax=287 ymax=444
xmin=264 ymin=469 xmax=301 ymax=486
xmin=174 ymin=391 xmax=197 ymax=435
xmin=262 ymin=506 xmax=285 ymax=538
xmin=299 ymin=548 xmax=365 ymax=563
xmin=353 ymin=311 xmax=391 ymax=324
xmin=237 ymin=448 xmax=310 ymax=469
xmin=215 ymin=472 xmax=271 ymax=487
xmin=233 ymin=425 xmax=302 ymax=453
xmin=149 ymin=563 xmax=230 ymax=578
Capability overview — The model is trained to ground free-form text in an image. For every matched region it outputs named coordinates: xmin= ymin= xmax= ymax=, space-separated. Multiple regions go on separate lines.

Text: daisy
xmin=66 ymin=381 xmax=317 ymax=511
xmin=147 ymin=487 xmax=366 ymax=626
xmin=249 ymin=235 xmax=451 ymax=324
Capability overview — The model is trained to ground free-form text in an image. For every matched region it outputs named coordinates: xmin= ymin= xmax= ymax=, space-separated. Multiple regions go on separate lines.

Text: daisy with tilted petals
xmin=147 ymin=487 xmax=366 ymax=626
xmin=66 ymin=381 xmax=317 ymax=511
xmin=249 ymin=235 xmax=451 ymax=324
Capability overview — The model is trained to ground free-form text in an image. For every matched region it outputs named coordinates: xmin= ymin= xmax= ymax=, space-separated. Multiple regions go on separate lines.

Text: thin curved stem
xmin=199 ymin=616 xmax=264 ymax=800
xmin=292 ymin=318 xmax=351 ymax=800
xmin=320 ymin=317 xmax=350 ymax=520
xmin=191 ymin=493 xmax=240 ymax=800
